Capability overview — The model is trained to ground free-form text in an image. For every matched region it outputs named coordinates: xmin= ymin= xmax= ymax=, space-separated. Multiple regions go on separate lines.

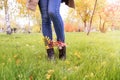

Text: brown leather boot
xmin=59 ymin=46 xmax=66 ymax=60
xmin=47 ymin=48 xmax=54 ymax=60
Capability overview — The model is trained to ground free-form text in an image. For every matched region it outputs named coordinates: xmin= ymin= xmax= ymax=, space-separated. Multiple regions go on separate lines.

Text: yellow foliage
xmin=17 ymin=0 xmax=26 ymax=4
xmin=46 ymin=69 xmax=54 ymax=80
xmin=32 ymin=25 xmax=40 ymax=32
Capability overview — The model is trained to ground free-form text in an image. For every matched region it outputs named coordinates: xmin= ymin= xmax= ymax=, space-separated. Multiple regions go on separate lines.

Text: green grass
xmin=0 ymin=31 xmax=120 ymax=80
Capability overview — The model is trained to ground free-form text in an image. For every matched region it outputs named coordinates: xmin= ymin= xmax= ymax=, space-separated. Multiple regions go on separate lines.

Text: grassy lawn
xmin=0 ymin=31 xmax=120 ymax=80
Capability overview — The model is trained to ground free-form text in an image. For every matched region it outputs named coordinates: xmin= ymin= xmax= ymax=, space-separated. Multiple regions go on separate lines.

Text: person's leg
xmin=48 ymin=0 xmax=65 ymax=42
xmin=38 ymin=0 xmax=54 ymax=60
xmin=48 ymin=0 xmax=66 ymax=60
xmin=38 ymin=0 xmax=52 ymax=40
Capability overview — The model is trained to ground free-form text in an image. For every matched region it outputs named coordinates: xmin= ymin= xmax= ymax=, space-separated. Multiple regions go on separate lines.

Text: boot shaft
xmin=59 ymin=46 xmax=66 ymax=60
xmin=47 ymin=48 xmax=54 ymax=60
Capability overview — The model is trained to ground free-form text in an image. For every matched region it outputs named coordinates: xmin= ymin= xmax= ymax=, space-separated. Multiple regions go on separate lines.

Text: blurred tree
xmin=98 ymin=1 xmax=120 ymax=32
xmin=75 ymin=0 xmax=91 ymax=30
xmin=87 ymin=0 xmax=98 ymax=35
xmin=17 ymin=0 xmax=41 ymax=33
xmin=17 ymin=0 xmax=31 ymax=33
xmin=72 ymin=0 xmax=106 ymax=33
xmin=33 ymin=6 xmax=41 ymax=33
xmin=4 ymin=0 xmax=12 ymax=34
xmin=0 ymin=0 xmax=12 ymax=34
xmin=0 ymin=0 xmax=4 ymax=9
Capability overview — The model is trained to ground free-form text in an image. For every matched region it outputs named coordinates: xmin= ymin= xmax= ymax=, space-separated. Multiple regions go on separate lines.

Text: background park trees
xmin=0 ymin=0 xmax=41 ymax=34
xmin=0 ymin=0 xmax=120 ymax=34
xmin=0 ymin=0 xmax=12 ymax=34
xmin=65 ymin=0 xmax=120 ymax=33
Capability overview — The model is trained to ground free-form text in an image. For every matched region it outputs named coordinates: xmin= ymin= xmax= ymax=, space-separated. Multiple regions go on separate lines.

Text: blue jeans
xmin=38 ymin=0 xmax=65 ymax=42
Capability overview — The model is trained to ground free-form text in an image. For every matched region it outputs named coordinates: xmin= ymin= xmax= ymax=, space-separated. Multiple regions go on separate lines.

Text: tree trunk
xmin=87 ymin=0 xmax=98 ymax=35
xmin=80 ymin=14 xmax=87 ymax=32
xmin=99 ymin=21 xmax=107 ymax=33
xmin=84 ymin=20 xmax=87 ymax=32
xmin=99 ymin=15 xmax=102 ymax=29
xmin=27 ymin=10 xmax=31 ymax=33
xmin=4 ymin=0 xmax=12 ymax=34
